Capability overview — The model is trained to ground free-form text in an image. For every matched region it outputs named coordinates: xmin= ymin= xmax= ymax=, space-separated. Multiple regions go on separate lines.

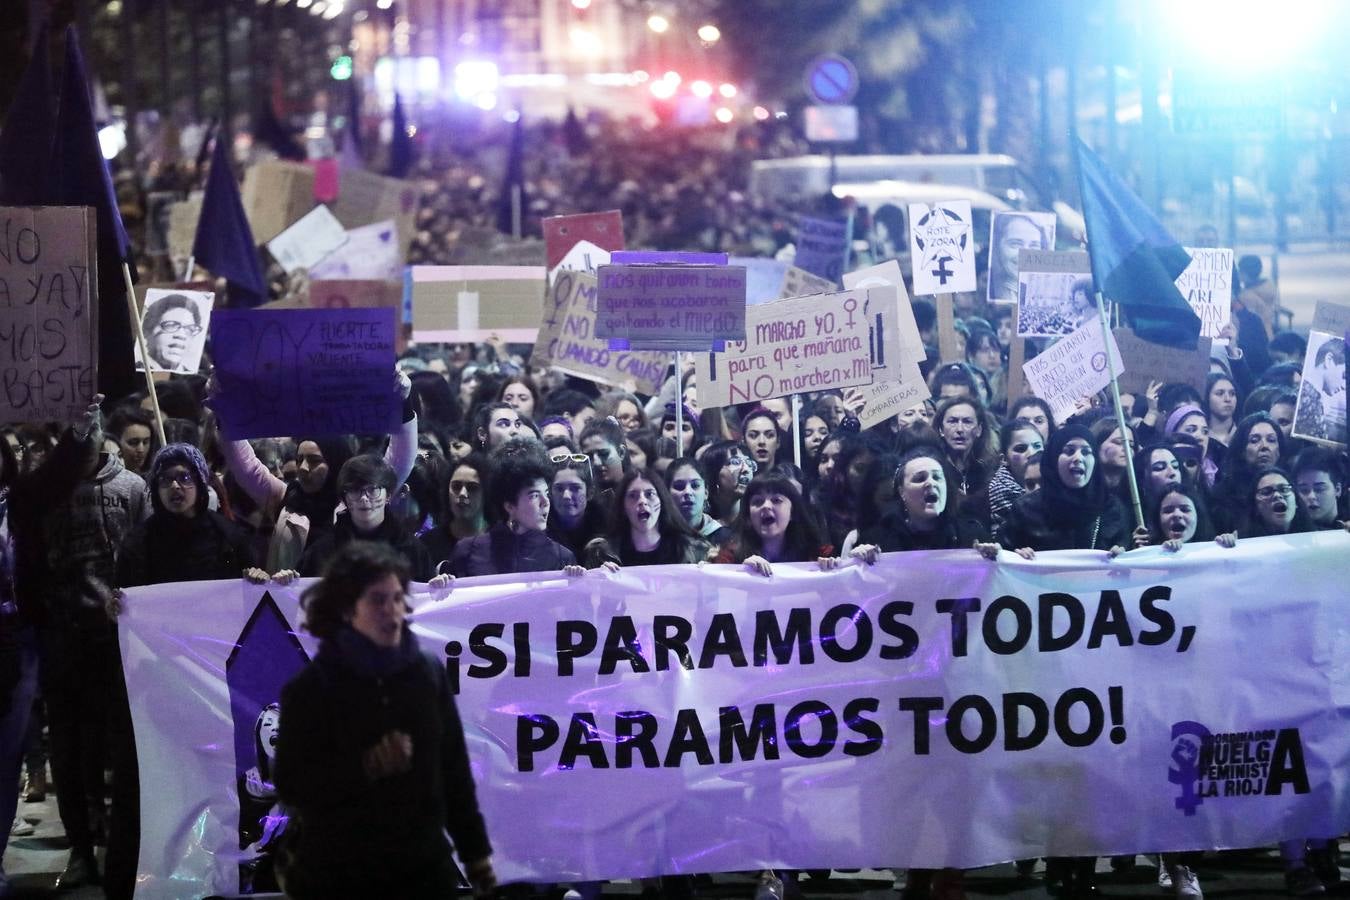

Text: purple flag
xmin=0 ymin=23 xmax=55 ymax=205
xmin=193 ymin=134 xmax=267 ymax=306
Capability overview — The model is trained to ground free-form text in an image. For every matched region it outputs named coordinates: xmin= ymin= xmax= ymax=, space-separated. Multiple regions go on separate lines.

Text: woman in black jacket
xmin=998 ymin=424 xmax=1133 ymax=559
xmin=274 ymin=541 xmax=496 ymax=899
xmin=583 ymin=468 xmax=709 ymax=568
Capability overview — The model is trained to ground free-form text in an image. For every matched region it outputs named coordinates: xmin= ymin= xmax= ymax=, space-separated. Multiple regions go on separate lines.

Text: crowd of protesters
xmin=0 ymin=106 xmax=1343 ymax=900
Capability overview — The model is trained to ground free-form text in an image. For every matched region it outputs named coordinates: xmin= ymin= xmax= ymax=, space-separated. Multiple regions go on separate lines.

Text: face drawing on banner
xmin=138 ymin=291 xmax=213 ymax=374
xmin=1293 ymin=333 xmax=1347 ymax=445
xmin=989 ymin=212 xmax=1054 ymax=303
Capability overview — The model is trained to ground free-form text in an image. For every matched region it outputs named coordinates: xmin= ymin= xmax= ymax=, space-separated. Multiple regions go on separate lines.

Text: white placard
xmin=266 ymin=205 xmax=349 ymax=274
xmin=136 ymin=288 xmax=215 ymax=374
xmin=309 ymin=219 xmax=402 ymax=282
xmin=907 ymin=201 xmax=976 ymax=295
xmin=1176 ymin=247 xmax=1233 ymax=341
xmin=1021 ymin=316 xmax=1124 ymax=423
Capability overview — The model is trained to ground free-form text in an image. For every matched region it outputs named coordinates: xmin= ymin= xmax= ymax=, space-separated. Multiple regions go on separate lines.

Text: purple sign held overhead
xmin=595 ymin=264 xmax=747 ymax=352
xmin=611 ymin=251 xmax=729 ymax=266
xmin=794 ymin=216 xmax=849 ymax=285
xmin=211 ymin=307 xmax=401 ymax=439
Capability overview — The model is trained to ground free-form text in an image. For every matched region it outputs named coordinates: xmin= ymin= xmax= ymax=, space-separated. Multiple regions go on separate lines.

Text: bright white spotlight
xmin=571 ymin=0 xmax=592 ymax=7
xmin=98 ymin=123 xmax=126 ymax=160
xmin=718 ymin=82 xmax=736 ymax=98
xmin=714 ymin=107 xmax=734 ymax=124
xmin=697 ymin=24 xmax=720 ymax=43
xmin=376 ymin=0 xmax=392 ymax=7
xmin=569 ymin=26 xmax=601 ymax=53
xmin=647 ymin=14 xmax=669 ymax=34
xmin=752 ymin=105 xmax=769 ymax=121
xmin=1165 ymin=0 xmax=1332 ymax=71
xmin=690 ymin=80 xmax=712 ymax=99
xmin=662 ymin=71 xmax=681 ymax=85
xmin=650 ymin=80 xmax=677 ymax=100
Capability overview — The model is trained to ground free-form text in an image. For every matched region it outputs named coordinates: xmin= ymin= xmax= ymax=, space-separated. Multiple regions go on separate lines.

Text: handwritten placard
xmin=842 ymin=260 xmax=926 ymax=364
xmin=266 ymin=205 xmax=349 ymax=274
xmin=241 ymin=160 xmax=316 ymax=245
xmin=908 ymin=201 xmax=976 ymax=295
xmin=780 ymin=265 xmax=837 ymax=301
xmin=0 ymin=207 xmax=97 ymax=424
xmin=1111 ymin=327 xmax=1212 ymax=396
xmin=529 ymin=271 xmax=665 ymax=395
xmin=856 ymin=365 xmax=931 ymax=431
xmin=1176 ymin=247 xmax=1232 ymax=340
xmin=309 ymin=280 xmax=406 ymax=352
xmin=794 ymin=216 xmax=849 ymax=284
xmin=1022 ymin=317 xmax=1124 ymax=423
xmin=210 ymin=307 xmax=400 ymax=439
xmin=595 ymin=265 xmax=746 ymax=351
xmin=694 ymin=290 xmax=874 ymax=408
xmin=410 ymin=266 xmax=546 ymax=342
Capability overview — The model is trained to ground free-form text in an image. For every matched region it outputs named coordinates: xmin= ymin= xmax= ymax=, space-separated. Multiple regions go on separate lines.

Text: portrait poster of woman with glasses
xmin=135 ymin=288 xmax=215 ymax=374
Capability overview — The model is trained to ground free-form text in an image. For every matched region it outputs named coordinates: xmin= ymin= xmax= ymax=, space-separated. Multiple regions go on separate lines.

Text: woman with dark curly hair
xmin=584 ymin=469 xmax=709 ymax=568
xmin=447 ymin=454 xmax=583 ymax=577
xmin=275 ymin=541 xmax=496 ymax=900
xmin=714 ymin=473 xmax=836 ymax=576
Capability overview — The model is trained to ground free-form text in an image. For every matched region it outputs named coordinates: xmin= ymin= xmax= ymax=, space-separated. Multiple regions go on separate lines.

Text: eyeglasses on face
xmin=1255 ymin=484 xmax=1294 ymax=500
xmin=156 ymin=471 xmax=196 ymax=489
xmin=154 ymin=320 xmax=203 ymax=336
xmin=345 ymin=485 xmax=388 ymax=500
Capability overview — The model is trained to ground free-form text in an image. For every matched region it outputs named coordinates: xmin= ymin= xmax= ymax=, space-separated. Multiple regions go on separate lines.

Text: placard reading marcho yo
xmin=596 ymin=264 xmax=746 ymax=351
xmin=120 ymin=534 xmax=1350 ymax=898
xmin=0 ymin=206 xmax=98 ymax=424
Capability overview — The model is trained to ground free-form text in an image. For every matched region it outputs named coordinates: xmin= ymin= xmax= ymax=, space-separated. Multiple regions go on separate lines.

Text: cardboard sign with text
xmin=241 ymin=161 xmax=316 ymax=245
xmin=543 ymin=211 xmax=625 ymax=272
xmin=552 ymin=239 xmax=611 ymax=281
xmin=695 ymin=290 xmax=875 ymax=408
xmin=842 ymin=260 xmax=926 ymax=365
xmin=908 ymin=201 xmax=977 ymax=295
xmin=410 ymin=266 xmax=547 ymax=342
xmin=529 ymin=271 xmax=665 ymax=395
xmin=309 ymin=280 xmax=407 ymax=352
xmin=0 ymin=207 xmax=98 ymax=424
xmin=855 ymin=365 xmax=931 ymax=430
xmin=1112 ymin=327 xmax=1212 ymax=396
xmin=793 ymin=216 xmax=849 ymax=285
xmin=780 ymin=265 xmax=837 ymax=301
xmin=267 ymin=205 xmax=349 ymax=274
xmin=211 ymin=307 xmax=400 ymax=439
xmin=329 ymin=169 xmax=423 ymax=261
xmin=1177 ymin=247 xmax=1233 ymax=341
xmin=596 ymin=265 xmax=746 ymax=351
xmin=307 ymin=219 xmax=402 ymax=282
xmin=1022 ymin=318 xmax=1125 ymax=423
xmin=167 ymin=195 xmax=202 ymax=262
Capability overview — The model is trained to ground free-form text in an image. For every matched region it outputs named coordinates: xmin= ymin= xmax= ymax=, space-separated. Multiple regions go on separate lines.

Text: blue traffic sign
xmin=805 ymin=55 xmax=858 ymax=105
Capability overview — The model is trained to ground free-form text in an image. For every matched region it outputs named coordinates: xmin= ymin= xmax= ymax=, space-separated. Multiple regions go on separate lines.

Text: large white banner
xmin=121 ymin=534 xmax=1350 ymax=899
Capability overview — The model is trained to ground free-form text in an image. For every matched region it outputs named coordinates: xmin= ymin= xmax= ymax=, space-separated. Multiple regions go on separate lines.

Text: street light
xmin=647 ymin=14 xmax=670 ymax=34
xmin=572 ymin=0 xmax=592 ymax=8
xmin=718 ymin=82 xmax=736 ymax=98
xmin=690 ymin=80 xmax=713 ymax=99
xmin=697 ymin=24 xmax=720 ymax=43
xmin=714 ymin=107 xmax=734 ymax=124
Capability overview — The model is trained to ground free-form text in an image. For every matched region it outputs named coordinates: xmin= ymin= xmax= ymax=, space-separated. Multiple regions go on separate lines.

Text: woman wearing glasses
xmin=701 ymin=440 xmax=756 ymax=529
xmin=142 ymin=294 xmax=204 ymax=373
xmin=294 ymin=456 xmax=438 ymax=583
xmin=1240 ymin=467 xmax=1314 ymax=538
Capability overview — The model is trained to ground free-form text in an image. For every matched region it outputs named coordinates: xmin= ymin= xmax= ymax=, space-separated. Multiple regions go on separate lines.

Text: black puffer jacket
xmin=299 ymin=513 xmax=433 ymax=580
xmin=998 ymin=490 xmax=1132 ymax=552
xmin=274 ymin=627 xmax=491 ymax=899
xmin=857 ymin=509 xmax=989 ymax=553
xmin=117 ymin=510 xmax=257 ymax=587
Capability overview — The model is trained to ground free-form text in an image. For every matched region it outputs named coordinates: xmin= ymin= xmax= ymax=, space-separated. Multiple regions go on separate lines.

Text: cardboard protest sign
xmin=543 ymin=211 xmax=624 ymax=272
xmin=309 ymin=219 xmax=402 ymax=282
xmin=410 ymin=266 xmax=547 ymax=342
xmin=843 ymin=260 xmax=925 ymax=365
xmin=0 ymin=207 xmax=98 ymax=424
xmin=1015 ymin=250 xmax=1095 ymax=338
xmin=444 ymin=227 xmax=546 ymax=267
xmin=612 ymin=251 xmax=727 ymax=265
xmin=329 ymin=168 xmax=423 ymax=260
xmin=266 ymin=205 xmax=349 ymax=274
xmin=1176 ymin=247 xmax=1233 ymax=341
xmin=135 ymin=288 xmax=214 ymax=374
xmin=309 ymin=280 xmax=407 ymax=353
xmin=907 ymin=201 xmax=976 ymax=295
xmin=1022 ymin=317 xmax=1124 ymax=423
xmin=694 ymin=290 xmax=875 ymax=408
xmin=167 ymin=196 xmax=202 ymax=262
xmin=780 ymin=265 xmax=837 ymax=301
xmin=854 ymin=365 xmax=931 ymax=431
xmin=595 ymin=265 xmax=746 ymax=351
xmin=529 ymin=271 xmax=665 ymax=395
xmin=1111 ymin=327 xmax=1211 ymax=396
xmin=241 ymin=160 xmax=316 ymax=245
xmin=793 ymin=216 xmax=849 ymax=285
xmin=988 ymin=210 xmax=1055 ymax=303
xmin=210 ymin=307 xmax=400 ymax=439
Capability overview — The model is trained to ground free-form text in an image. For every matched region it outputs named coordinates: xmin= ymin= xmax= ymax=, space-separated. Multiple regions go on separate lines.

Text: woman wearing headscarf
xmin=1162 ymin=404 xmax=1222 ymax=489
xmin=274 ymin=541 xmax=496 ymax=900
xmin=997 ymin=424 xmax=1132 ymax=559
xmin=584 ymin=469 xmax=709 ymax=569
xmin=217 ymin=368 xmax=419 ymax=572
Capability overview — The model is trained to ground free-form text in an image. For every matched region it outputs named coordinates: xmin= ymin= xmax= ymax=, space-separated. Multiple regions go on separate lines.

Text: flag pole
xmin=121 ymin=262 xmax=168 ymax=446
xmin=673 ymin=351 xmax=683 ymax=453
xmin=184 ymin=255 xmax=194 ymax=282
xmin=791 ymin=393 xmax=802 ymax=468
xmin=1095 ymin=290 xmax=1143 ymax=532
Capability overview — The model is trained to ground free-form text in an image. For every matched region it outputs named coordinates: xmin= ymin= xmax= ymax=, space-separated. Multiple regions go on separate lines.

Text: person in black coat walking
xmin=274 ymin=541 xmax=495 ymax=899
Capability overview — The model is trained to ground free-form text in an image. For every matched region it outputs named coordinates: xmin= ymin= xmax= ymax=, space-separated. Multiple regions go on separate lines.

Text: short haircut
xmin=336 ymin=454 xmax=398 ymax=495
xmin=301 ymin=541 xmax=410 ymax=640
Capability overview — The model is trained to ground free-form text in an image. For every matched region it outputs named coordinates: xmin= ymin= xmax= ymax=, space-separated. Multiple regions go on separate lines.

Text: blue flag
xmin=53 ymin=26 xmax=139 ymax=398
xmin=1075 ymin=138 xmax=1199 ymax=349
xmin=388 ymin=93 xmax=413 ymax=178
xmin=0 ymin=24 xmax=56 ymax=205
xmin=193 ymin=135 xmax=267 ymax=306
xmin=496 ymin=114 xmax=525 ymax=235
